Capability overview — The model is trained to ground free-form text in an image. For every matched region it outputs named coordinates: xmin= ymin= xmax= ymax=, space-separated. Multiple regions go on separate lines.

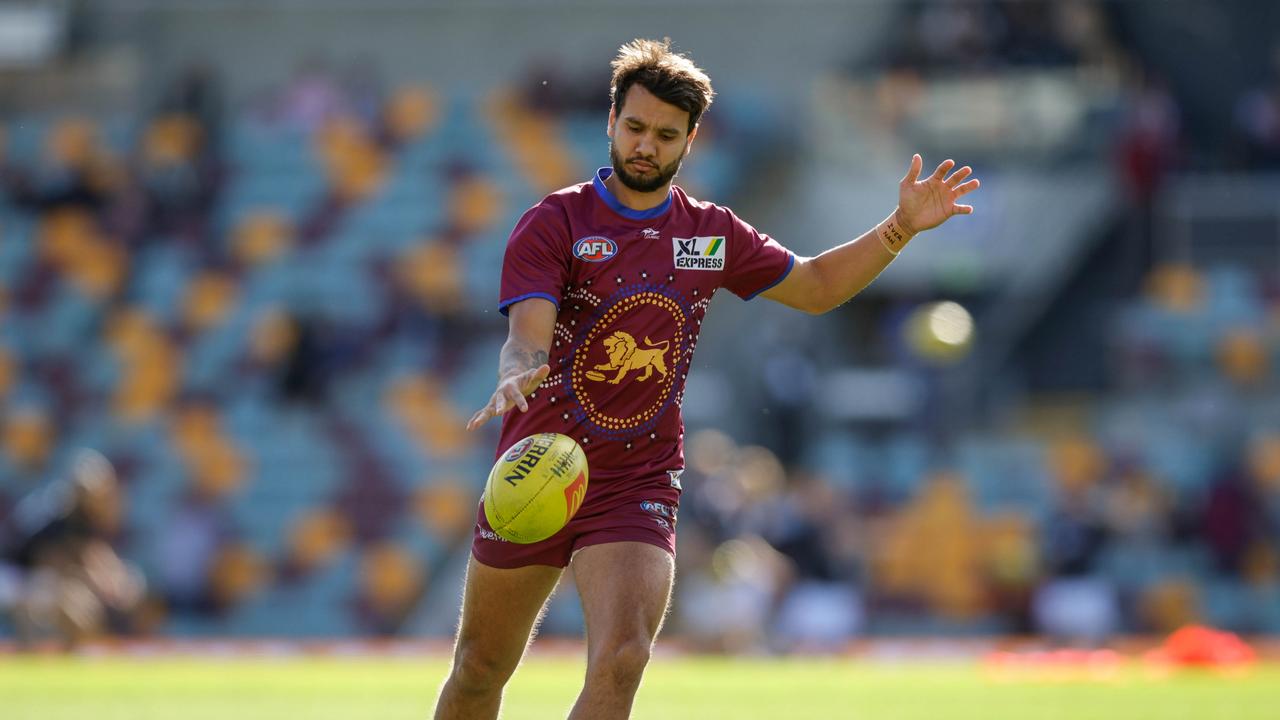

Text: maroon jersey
xmin=496 ymin=168 xmax=794 ymax=483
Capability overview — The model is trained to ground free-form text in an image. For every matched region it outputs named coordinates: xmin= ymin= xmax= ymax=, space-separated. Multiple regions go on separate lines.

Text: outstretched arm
xmin=762 ymin=154 xmax=979 ymax=314
xmin=466 ymin=297 xmax=556 ymax=431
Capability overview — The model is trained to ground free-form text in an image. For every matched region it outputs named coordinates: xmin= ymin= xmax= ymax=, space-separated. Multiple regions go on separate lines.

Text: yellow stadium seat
xmin=315 ymin=115 xmax=386 ymax=202
xmin=143 ymin=114 xmax=202 ymax=166
xmin=287 ymin=508 xmax=353 ymax=572
xmin=384 ymin=86 xmax=439 ymax=144
xmin=233 ymin=212 xmax=292 ymax=267
xmin=1247 ymin=432 xmax=1280 ymax=493
xmin=183 ymin=272 xmax=239 ymax=331
xmin=1217 ymin=328 xmax=1268 ymax=385
xmin=46 ymin=117 xmax=99 ymax=169
xmin=2 ymin=407 xmax=53 ymax=470
xmin=210 ymin=544 xmax=269 ymax=609
xmin=1049 ymin=435 xmax=1105 ymax=495
xmin=449 ymin=175 xmax=504 ymax=235
xmin=172 ymin=404 xmax=246 ymax=498
xmin=397 ymin=240 xmax=464 ymax=312
xmin=415 ymin=479 xmax=473 ymax=539
xmin=1145 ymin=264 xmax=1204 ymax=314
xmin=249 ymin=308 xmax=299 ymax=365
xmin=1140 ymin=579 xmax=1200 ymax=634
xmin=0 ymin=346 xmax=15 ymax=400
xmin=360 ymin=543 xmax=423 ymax=615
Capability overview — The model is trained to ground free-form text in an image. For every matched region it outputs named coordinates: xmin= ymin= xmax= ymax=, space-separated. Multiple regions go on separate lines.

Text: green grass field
xmin=2 ymin=655 xmax=1277 ymax=720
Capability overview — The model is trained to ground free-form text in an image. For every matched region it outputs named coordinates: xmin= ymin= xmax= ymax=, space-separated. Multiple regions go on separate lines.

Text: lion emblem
xmin=586 ymin=331 xmax=670 ymax=385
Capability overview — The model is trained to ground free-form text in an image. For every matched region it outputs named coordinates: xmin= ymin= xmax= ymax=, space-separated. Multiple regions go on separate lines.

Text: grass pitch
xmin=2 ymin=654 xmax=1277 ymax=720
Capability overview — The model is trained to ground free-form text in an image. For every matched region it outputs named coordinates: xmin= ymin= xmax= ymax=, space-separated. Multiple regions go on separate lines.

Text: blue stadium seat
xmin=1096 ymin=541 xmax=1170 ymax=592
xmin=27 ymin=286 xmax=101 ymax=361
xmin=450 ymin=337 xmax=504 ymax=412
xmin=3 ymin=116 xmax=52 ymax=164
xmin=0 ymin=215 xmax=35 ymax=286
xmin=801 ymin=430 xmax=869 ymax=490
xmin=212 ymin=543 xmax=359 ymax=638
xmin=130 ymin=242 xmax=195 ymax=326
xmin=1201 ymin=578 xmax=1252 ymax=632
xmin=956 ymin=437 xmax=1051 ymax=512
xmin=882 ymin=433 xmax=932 ymax=501
xmin=1204 ymin=265 xmax=1264 ymax=327
xmin=227 ymin=122 xmax=314 ymax=171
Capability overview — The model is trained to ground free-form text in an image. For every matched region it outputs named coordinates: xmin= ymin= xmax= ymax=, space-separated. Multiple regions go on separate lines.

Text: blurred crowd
xmin=2 ymin=6 xmax=1280 ymax=649
xmin=0 ymin=58 xmax=512 ymax=644
xmin=886 ymin=0 xmax=1123 ymax=74
xmin=671 ymin=395 xmax=1280 ymax=651
xmin=1232 ymin=43 xmax=1280 ymax=170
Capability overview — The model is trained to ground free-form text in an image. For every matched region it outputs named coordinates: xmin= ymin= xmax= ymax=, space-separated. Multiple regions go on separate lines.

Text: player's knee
xmin=450 ymin=647 xmax=518 ymax=694
xmin=590 ymin=638 xmax=653 ymax=688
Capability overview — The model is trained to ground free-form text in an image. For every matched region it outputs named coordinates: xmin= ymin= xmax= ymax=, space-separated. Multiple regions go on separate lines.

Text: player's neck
xmin=604 ymin=173 xmax=672 ymax=212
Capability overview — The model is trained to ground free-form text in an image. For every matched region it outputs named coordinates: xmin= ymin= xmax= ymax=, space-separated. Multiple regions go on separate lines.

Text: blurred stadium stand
xmin=1 ymin=0 xmax=1278 ymax=649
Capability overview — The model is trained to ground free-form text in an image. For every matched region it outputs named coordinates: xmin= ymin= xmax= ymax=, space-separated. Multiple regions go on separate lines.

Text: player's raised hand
xmin=896 ymin=154 xmax=980 ymax=234
xmin=466 ymin=364 xmax=551 ymax=431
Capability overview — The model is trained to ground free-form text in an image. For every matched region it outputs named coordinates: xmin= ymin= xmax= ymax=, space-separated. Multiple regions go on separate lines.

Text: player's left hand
xmin=896 ymin=154 xmax=980 ymax=235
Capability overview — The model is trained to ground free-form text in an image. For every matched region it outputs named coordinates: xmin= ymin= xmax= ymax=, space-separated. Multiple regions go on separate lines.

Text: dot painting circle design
xmin=567 ymin=286 xmax=691 ymax=440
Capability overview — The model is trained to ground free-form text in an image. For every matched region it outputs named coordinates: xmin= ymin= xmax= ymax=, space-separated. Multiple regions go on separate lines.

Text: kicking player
xmin=434 ymin=37 xmax=979 ymax=720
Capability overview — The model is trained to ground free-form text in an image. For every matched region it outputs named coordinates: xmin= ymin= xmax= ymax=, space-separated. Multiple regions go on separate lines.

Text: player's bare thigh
xmin=572 ymin=541 xmax=675 ymax=650
xmin=452 ymin=555 xmax=564 ymax=666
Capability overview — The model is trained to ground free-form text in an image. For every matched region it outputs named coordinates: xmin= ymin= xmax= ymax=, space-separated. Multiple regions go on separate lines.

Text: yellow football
xmin=484 ymin=433 xmax=589 ymax=544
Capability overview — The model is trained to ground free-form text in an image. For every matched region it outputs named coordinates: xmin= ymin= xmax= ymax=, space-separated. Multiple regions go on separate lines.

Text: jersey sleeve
xmin=498 ymin=201 xmax=571 ymax=316
xmin=720 ymin=208 xmax=795 ymax=300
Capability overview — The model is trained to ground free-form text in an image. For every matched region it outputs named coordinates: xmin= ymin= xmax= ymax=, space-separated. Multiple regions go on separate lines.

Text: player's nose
xmin=634 ymin=134 xmax=657 ymax=157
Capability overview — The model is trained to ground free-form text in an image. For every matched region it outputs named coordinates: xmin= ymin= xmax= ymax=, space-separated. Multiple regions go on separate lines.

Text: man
xmin=1 ymin=449 xmax=145 ymax=646
xmin=435 ymin=38 xmax=978 ymax=719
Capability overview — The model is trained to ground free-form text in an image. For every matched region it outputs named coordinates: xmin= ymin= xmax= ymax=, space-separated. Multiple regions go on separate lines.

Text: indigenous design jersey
xmin=497 ymin=168 xmax=795 ymax=481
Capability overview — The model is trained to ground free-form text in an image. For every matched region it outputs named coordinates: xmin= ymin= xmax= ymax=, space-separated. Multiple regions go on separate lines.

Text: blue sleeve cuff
xmin=498 ymin=292 xmax=560 ymax=316
xmin=742 ymin=254 xmax=796 ymax=301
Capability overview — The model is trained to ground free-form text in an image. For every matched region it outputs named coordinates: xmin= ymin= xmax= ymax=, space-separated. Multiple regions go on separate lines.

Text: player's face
xmin=608 ymin=84 xmax=696 ymax=193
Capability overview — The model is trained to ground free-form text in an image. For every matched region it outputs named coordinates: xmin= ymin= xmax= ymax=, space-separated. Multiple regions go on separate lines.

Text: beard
xmin=609 ymin=140 xmax=685 ymax=193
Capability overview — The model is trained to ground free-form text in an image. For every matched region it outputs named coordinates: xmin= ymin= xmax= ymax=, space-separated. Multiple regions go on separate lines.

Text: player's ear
xmin=684 ymin=124 xmax=698 ymax=155
xmin=607 ymin=106 xmax=616 ymax=138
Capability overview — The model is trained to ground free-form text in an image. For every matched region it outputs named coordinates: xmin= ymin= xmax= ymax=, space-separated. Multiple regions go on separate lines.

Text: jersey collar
xmin=592 ymin=167 xmax=673 ymax=221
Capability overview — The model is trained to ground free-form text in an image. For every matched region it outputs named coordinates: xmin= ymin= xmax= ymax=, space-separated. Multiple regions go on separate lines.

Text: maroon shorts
xmin=472 ymin=470 xmax=682 ymax=569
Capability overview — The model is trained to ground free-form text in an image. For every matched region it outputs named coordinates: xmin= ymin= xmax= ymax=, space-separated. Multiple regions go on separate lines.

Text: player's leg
xmin=433 ymin=556 xmax=563 ymax=720
xmin=567 ymin=541 xmax=675 ymax=720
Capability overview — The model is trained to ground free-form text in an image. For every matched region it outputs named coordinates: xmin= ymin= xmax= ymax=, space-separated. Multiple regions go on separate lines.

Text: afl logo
xmin=574 ymin=236 xmax=617 ymax=262
xmin=503 ymin=437 xmax=533 ymax=462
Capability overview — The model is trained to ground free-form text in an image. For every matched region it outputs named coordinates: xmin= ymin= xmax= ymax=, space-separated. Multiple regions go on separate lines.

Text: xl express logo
xmin=574 ymin=236 xmax=617 ymax=262
xmin=672 ymin=236 xmax=725 ymax=270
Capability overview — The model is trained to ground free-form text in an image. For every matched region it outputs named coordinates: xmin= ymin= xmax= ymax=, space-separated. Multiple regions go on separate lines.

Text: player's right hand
xmin=466 ymin=364 xmax=551 ymax=431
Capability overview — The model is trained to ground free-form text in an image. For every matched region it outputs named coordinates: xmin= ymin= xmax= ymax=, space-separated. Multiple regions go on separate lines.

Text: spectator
xmin=1230 ymin=42 xmax=1280 ymax=169
xmin=1033 ymin=485 xmax=1118 ymax=642
xmin=155 ymin=485 xmax=235 ymax=615
xmin=768 ymin=472 xmax=865 ymax=652
xmin=0 ymin=450 xmax=145 ymax=646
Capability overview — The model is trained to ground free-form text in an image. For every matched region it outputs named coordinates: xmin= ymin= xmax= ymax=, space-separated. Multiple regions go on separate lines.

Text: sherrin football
xmin=484 ymin=433 xmax=589 ymax=544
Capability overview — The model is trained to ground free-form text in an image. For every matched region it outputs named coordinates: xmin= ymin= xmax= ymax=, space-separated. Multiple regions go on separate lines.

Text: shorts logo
xmin=574 ymin=236 xmax=617 ymax=262
xmin=640 ymin=500 xmax=673 ymax=518
xmin=673 ymin=236 xmax=725 ymax=271
xmin=478 ymin=527 xmax=508 ymax=543
xmin=667 ymin=469 xmax=684 ymax=489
